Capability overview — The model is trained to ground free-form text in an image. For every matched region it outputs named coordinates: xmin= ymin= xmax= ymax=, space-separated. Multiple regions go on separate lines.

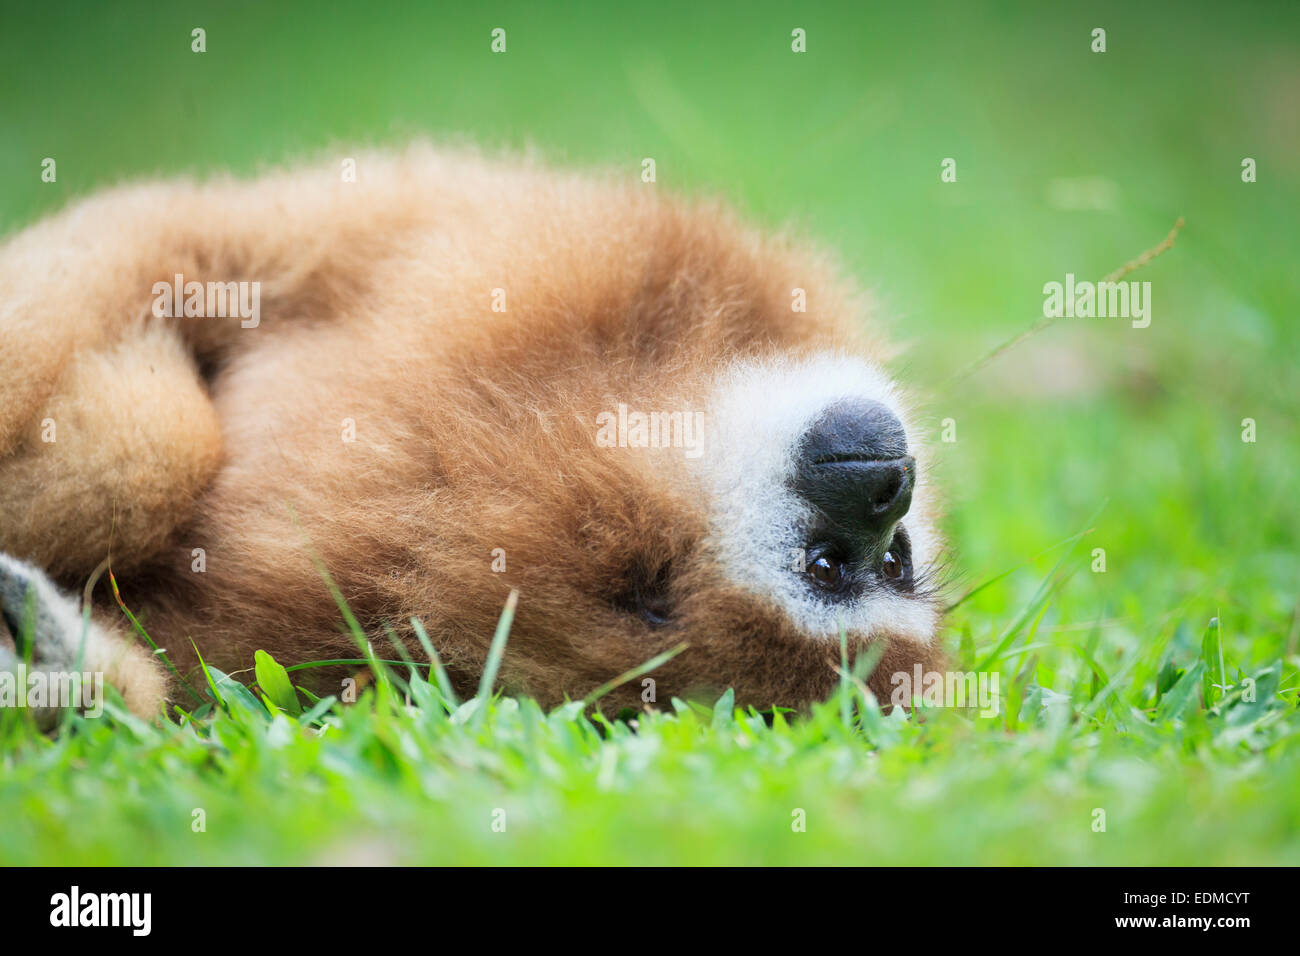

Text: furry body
xmin=0 ymin=147 xmax=944 ymax=717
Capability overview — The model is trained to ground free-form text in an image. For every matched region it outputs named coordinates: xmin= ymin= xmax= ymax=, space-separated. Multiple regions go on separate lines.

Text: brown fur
xmin=0 ymin=146 xmax=943 ymax=716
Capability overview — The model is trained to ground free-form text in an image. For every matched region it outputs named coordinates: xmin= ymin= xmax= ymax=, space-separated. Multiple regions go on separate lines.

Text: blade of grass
xmin=944 ymin=218 xmax=1184 ymax=386
xmin=470 ymin=590 xmax=518 ymax=728
xmin=947 ymin=524 xmax=1097 ymax=613
xmin=972 ymin=500 xmax=1106 ymax=672
xmin=108 ymin=569 xmax=203 ymax=703
xmin=410 ymin=617 xmax=459 ymax=707
xmin=284 ymin=658 xmax=410 ymax=672
xmin=838 ymin=619 xmax=851 ymax=727
xmin=582 ymin=641 xmax=689 ymax=707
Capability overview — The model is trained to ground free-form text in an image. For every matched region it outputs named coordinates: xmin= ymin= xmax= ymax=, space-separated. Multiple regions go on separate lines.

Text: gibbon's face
xmin=693 ymin=353 xmax=941 ymax=646
xmin=469 ymin=349 xmax=943 ymax=710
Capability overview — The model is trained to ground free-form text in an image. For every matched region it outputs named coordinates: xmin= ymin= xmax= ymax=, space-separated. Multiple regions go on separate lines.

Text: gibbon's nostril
xmin=793 ymin=456 xmax=916 ymax=559
xmin=792 ymin=399 xmax=916 ymax=561
xmin=868 ymin=467 xmax=904 ymax=512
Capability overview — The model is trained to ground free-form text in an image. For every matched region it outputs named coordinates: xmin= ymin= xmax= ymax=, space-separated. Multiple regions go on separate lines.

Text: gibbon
xmin=0 ymin=146 xmax=944 ymax=721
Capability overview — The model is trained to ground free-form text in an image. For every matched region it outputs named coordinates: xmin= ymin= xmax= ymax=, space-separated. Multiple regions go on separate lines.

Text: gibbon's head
xmin=570 ymin=350 xmax=946 ymax=711
xmin=353 ymin=172 xmax=947 ymax=710
xmin=426 ymin=347 xmax=945 ymax=712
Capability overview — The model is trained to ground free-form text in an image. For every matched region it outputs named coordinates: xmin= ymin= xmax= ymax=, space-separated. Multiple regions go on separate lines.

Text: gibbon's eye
xmin=634 ymin=589 xmax=673 ymax=628
xmin=612 ymin=563 xmax=674 ymax=628
xmin=879 ymin=529 xmax=913 ymax=586
xmin=882 ymin=550 xmax=903 ymax=580
xmin=807 ymin=554 xmax=844 ymax=590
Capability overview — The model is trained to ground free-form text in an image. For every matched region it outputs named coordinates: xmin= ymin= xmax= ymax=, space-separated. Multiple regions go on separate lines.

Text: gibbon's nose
xmin=792 ymin=399 xmax=915 ymax=554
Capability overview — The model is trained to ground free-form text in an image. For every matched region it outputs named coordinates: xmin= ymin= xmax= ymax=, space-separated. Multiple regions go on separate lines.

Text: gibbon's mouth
xmin=798 ymin=397 xmax=909 ymax=463
xmin=809 ymin=453 xmax=895 ymax=465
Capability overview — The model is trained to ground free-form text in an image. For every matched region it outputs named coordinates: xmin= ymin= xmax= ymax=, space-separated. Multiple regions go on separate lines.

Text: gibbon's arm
xmin=0 ymin=154 xmax=450 ymax=573
xmin=0 ymin=155 xmax=440 ymax=723
xmin=0 ymin=153 xmax=438 ymax=455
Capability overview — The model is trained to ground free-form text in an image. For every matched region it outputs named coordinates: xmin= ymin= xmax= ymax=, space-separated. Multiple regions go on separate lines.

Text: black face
xmin=791 ymin=398 xmax=917 ymax=599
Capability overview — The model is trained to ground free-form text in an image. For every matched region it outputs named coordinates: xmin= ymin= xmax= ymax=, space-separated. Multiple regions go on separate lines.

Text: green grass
xmin=2 ymin=0 xmax=1298 ymax=864
xmin=2 ymin=586 xmax=1297 ymax=865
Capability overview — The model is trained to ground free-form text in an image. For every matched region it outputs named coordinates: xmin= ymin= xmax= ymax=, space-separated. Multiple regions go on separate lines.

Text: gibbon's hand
xmin=0 ymin=554 xmax=106 ymax=730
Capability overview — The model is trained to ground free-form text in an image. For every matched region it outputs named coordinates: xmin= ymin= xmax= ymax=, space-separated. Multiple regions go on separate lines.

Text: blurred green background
xmin=1 ymin=1 xmax=1298 ymax=864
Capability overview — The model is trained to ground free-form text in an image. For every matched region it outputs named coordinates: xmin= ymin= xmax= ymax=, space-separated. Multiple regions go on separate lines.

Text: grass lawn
xmin=1 ymin=0 xmax=1297 ymax=865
